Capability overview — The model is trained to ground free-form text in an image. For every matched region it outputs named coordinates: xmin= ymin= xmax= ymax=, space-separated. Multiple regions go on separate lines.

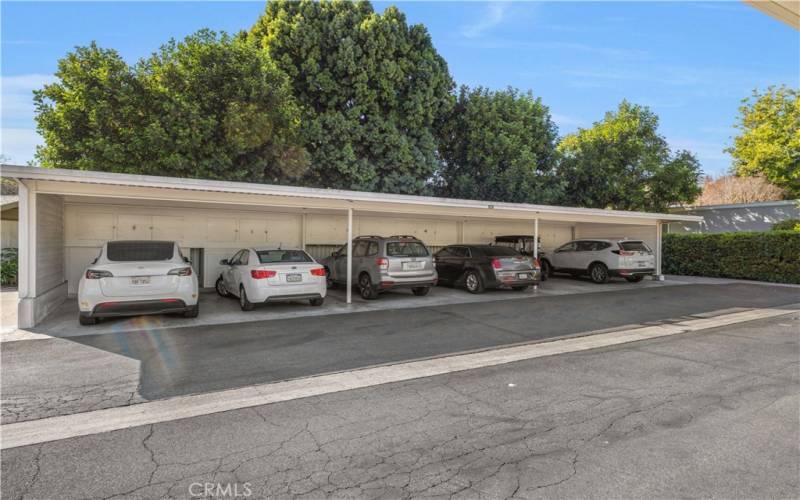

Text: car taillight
xmin=251 ymin=269 xmax=277 ymax=279
xmin=491 ymin=259 xmax=502 ymax=269
xmin=168 ymin=267 xmax=192 ymax=276
xmin=85 ymin=269 xmax=113 ymax=279
xmin=376 ymin=258 xmax=389 ymax=269
xmin=533 ymin=258 xmax=541 ymax=269
xmin=310 ymin=268 xmax=326 ymax=277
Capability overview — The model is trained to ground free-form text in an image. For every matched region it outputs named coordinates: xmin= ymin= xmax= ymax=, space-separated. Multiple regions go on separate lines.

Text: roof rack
xmin=389 ymin=235 xmax=419 ymax=239
xmin=354 ymin=235 xmax=383 ymax=239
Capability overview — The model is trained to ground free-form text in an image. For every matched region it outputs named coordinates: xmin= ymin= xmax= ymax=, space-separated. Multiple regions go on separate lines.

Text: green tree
xmin=727 ymin=85 xmax=799 ymax=197
xmin=436 ymin=86 xmax=562 ymax=204
xmin=250 ymin=0 xmax=454 ymax=194
xmin=557 ymin=101 xmax=702 ymax=212
xmin=34 ymin=30 xmax=308 ymax=183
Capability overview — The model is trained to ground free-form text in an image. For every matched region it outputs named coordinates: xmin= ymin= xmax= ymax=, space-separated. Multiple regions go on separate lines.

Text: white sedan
xmin=78 ymin=240 xmax=199 ymax=325
xmin=215 ymin=248 xmax=327 ymax=311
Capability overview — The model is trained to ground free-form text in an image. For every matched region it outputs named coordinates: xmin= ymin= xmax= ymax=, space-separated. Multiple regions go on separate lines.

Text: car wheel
xmin=512 ymin=285 xmax=529 ymax=291
xmin=309 ymin=297 xmax=324 ymax=306
xmin=325 ymin=267 xmax=338 ymax=289
xmin=464 ymin=270 xmax=484 ymax=294
xmin=589 ymin=263 xmax=610 ymax=284
xmin=239 ymin=286 xmax=255 ymax=311
xmin=79 ymin=314 xmax=96 ymax=326
xmin=626 ymin=275 xmax=645 ymax=283
xmin=540 ymin=260 xmax=551 ymax=281
xmin=359 ymin=273 xmax=379 ymax=300
xmin=215 ymin=277 xmax=229 ymax=297
xmin=183 ymin=304 xmax=199 ymax=318
xmin=412 ymin=286 xmax=430 ymax=296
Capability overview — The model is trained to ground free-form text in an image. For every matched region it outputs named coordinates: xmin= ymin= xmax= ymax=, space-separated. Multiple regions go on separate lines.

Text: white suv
xmin=542 ymin=239 xmax=655 ymax=284
xmin=78 ymin=241 xmax=199 ymax=325
xmin=215 ymin=248 xmax=327 ymax=311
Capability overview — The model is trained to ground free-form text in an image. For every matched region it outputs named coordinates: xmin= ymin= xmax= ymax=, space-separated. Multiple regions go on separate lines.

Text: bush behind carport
xmin=663 ymin=231 xmax=800 ymax=284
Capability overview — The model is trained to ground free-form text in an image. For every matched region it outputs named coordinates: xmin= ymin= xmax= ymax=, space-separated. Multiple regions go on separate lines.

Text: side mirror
xmin=220 ymin=259 xmax=229 ymax=266
xmin=183 ymin=256 xmax=191 ymax=264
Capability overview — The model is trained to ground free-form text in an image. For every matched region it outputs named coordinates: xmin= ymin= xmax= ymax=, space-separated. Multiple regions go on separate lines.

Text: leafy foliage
xmin=1 ymin=248 xmax=18 ymax=286
xmin=34 ymin=30 xmax=308 ymax=183
xmin=663 ymin=231 xmax=800 ymax=284
xmin=250 ymin=0 xmax=454 ymax=194
xmin=727 ymin=86 xmax=799 ymax=197
xmin=557 ymin=101 xmax=702 ymax=212
xmin=772 ymin=218 xmax=800 ymax=232
xmin=695 ymin=174 xmax=786 ymax=206
xmin=436 ymin=86 xmax=562 ymax=204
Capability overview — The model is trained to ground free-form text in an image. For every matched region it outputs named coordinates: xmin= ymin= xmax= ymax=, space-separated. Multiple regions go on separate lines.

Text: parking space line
xmin=1 ymin=305 xmax=797 ymax=450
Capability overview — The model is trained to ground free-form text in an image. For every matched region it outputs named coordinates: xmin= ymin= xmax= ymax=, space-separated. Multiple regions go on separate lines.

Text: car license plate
xmin=403 ymin=261 xmax=424 ymax=271
xmin=517 ymin=273 xmax=530 ymax=280
xmin=130 ymin=276 xmax=150 ymax=286
xmin=286 ymin=273 xmax=302 ymax=283
xmin=637 ymin=262 xmax=647 ymax=268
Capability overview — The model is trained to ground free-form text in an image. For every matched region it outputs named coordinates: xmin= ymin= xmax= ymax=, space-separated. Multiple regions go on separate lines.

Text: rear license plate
xmin=286 ymin=273 xmax=302 ymax=283
xmin=516 ymin=273 xmax=531 ymax=280
xmin=130 ymin=276 xmax=150 ymax=286
xmin=637 ymin=262 xmax=647 ymax=268
xmin=403 ymin=261 xmax=424 ymax=271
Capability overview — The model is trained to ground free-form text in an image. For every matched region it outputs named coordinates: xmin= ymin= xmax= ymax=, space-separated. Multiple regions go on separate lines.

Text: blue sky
xmin=2 ymin=1 xmax=798 ymax=176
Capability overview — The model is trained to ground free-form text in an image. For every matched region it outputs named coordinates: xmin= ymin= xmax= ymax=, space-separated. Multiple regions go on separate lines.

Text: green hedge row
xmin=663 ymin=231 xmax=800 ymax=284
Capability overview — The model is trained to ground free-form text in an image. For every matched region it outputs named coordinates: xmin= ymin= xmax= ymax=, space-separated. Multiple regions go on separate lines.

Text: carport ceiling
xmin=5 ymin=165 xmax=703 ymax=226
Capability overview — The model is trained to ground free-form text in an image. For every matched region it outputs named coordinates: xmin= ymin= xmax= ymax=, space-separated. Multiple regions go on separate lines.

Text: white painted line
xmin=1 ymin=306 xmax=796 ymax=450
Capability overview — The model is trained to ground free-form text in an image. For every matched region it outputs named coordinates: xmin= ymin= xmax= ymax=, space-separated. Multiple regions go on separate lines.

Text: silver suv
xmin=321 ymin=235 xmax=438 ymax=299
xmin=542 ymin=238 xmax=655 ymax=284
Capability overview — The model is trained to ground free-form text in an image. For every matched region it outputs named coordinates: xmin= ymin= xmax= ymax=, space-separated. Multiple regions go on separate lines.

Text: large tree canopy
xmin=557 ymin=101 xmax=702 ymax=212
xmin=727 ymin=85 xmax=799 ymax=197
xmin=34 ymin=30 xmax=308 ymax=183
xmin=436 ymin=86 xmax=562 ymax=204
xmin=250 ymin=0 xmax=454 ymax=194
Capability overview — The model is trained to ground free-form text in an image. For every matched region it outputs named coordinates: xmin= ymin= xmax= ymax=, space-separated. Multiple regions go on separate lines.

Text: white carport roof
xmin=1 ymin=164 xmax=702 ymax=225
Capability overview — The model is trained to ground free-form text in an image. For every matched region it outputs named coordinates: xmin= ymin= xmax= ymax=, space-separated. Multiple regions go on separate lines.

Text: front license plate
xmin=402 ymin=261 xmax=424 ymax=271
xmin=517 ymin=273 xmax=530 ymax=280
xmin=286 ymin=273 xmax=302 ymax=283
xmin=130 ymin=276 xmax=150 ymax=286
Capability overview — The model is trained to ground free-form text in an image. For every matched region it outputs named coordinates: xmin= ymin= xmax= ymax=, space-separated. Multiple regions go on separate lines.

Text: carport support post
xmin=654 ymin=221 xmax=664 ymax=280
xmin=533 ymin=217 xmax=539 ymax=291
xmin=346 ymin=207 xmax=353 ymax=304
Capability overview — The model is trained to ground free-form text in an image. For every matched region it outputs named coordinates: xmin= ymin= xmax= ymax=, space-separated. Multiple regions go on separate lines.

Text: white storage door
xmin=153 ymin=215 xmax=185 ymax=242
xmin=117 ymin=214 xmax=152 ymax=240
xmin=239 ymin=218 xmax=268 ymax=244
xmin=74 ymin=212 xmax=115 ymax=242
xmin=207 ymin=217 xmax=238 ymax=243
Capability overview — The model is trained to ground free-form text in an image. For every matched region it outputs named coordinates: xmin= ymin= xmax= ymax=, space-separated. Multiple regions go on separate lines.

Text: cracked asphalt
xmin=3 ymin=282 xmax=799 ymax=425
xmin=3 ymin=313 xmax=798 ymax=499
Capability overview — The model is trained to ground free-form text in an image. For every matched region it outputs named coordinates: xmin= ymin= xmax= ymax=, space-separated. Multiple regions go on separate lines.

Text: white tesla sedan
xmin=215 ymin=248 xmax=327 ymax=311
xmin=78 ymin=240 xmax=199 ymax=325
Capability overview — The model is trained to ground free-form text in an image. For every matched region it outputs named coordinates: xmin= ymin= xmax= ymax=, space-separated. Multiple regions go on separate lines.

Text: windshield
xmin=257 ymin=250 xmax=313 ymax=263
xmin=386 ymin=241 xmax=429 ymax=257
xmin=106 ymin=241 xmax=174 ymax=261
xmin=619 ymin=241 xmax=652 ymax=253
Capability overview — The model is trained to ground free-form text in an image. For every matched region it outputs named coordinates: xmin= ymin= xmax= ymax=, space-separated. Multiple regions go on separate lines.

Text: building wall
xmin=667 ymin=201 xmax=800 ymax=233
xmin=63 ymin=202 xmax=576 ymax=292
xmin=574 ymin=223 xmax=658 ymax=251
xmin=1 ymin=220 xmax=18 ymax=249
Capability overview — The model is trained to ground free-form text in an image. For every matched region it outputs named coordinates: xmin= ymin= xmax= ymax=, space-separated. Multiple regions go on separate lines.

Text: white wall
xmin=1 ymin=220 xmax=18 ymax=249
xmin=37 ymin=194 xmax=65 ymax=294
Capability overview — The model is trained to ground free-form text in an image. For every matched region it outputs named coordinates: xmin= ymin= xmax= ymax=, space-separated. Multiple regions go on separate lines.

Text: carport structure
xmin=2 ymin=165 xmax=702 ymax=328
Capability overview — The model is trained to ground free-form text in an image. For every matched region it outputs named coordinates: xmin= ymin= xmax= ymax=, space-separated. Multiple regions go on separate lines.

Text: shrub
xmin=663 ymin=231 xmax=800 ymax=284
xmin=1 ymin=250 xmax=18 ymax=286
xmin=772 ymin=219 xmax=800 ymax=232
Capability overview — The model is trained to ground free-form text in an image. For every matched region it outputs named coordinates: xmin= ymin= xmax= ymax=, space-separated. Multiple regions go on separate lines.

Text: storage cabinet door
xmin=74 ymin=212 xmax=115 ymax=242
xmin=117 ymin=215 xmax=153 ymax=240
xmin=207 ymin=217 xmax=238 ymax=243
xmin=239 ymin=218 xmax=268 ymax=244
xmin=153 ymin=215 xmax=185 ymax=242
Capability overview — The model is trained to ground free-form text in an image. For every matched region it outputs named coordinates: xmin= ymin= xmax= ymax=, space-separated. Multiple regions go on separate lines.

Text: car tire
xmin=183 ymin=304 xmax=199 ymax=318
xmin=215 ymin=277 xmax=229 ymax=297
xmin=239 ymin=286 xmax=255 ymax=311
xmin=540 ymin=259 xmax=551 ymax=281
xmin=625 ymin=275 xmax=645 ymax=283
xmin=325 ymin=267 xmax=338 ymax=289
xmin=463 ymin=270 xmax=484 ymax=294
xmin=412 ymin=286 xmax=430 ymax=296
xmin=511 ymin=285 xmax=529 ymax=292
xmin=79 ymin=314 xmax=96 ymax=326
xmin=359 ymin=273 xmax=379 ymax=300
xmin=589 ymin=262 xmax=610 ymax=284
xmin=309 ymin=297 xmax=324 ymax=306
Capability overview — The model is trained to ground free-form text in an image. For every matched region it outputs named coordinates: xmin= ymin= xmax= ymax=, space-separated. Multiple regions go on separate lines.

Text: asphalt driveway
xmin=2 ymin=281 xmax=798 ymax=424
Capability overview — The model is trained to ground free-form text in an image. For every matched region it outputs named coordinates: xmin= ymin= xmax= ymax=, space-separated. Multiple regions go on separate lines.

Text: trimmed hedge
xmin=772 ymin=219 xmax=800 ymax=232
xmin=663 ymin=231 xmax=800 ymax=284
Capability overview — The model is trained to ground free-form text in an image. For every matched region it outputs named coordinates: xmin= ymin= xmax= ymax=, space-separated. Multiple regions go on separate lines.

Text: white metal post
xmin=300 ymin=213 xmax=307 ymax=251
xmin=17 ymin=180 xmax=32 ymax=299
xmin=655 ymin=221 xmax=663 ymax=279
xmin=346 ymin=207 xmax=353 ymax=304
xmin=533 ymin=218 xmax=539 ymax=260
